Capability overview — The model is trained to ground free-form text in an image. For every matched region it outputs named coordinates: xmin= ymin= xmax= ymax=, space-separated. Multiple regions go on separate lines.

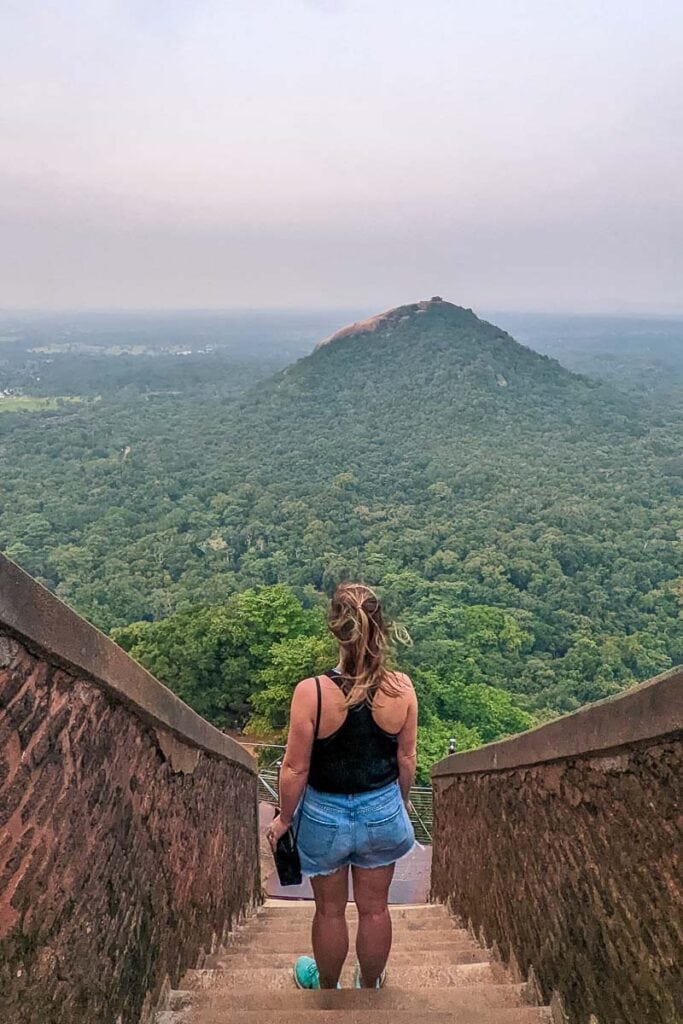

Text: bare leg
xmin=310 ymin=866 xmax=350 ymax=988
xmin=352 ymin=863 xmax=395 ymax=987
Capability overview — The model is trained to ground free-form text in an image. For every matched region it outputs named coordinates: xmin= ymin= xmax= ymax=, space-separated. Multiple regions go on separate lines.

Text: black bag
xmin=273 ymin=826 xmax=302 ymax=887
xmin=273 ymin=676 xmax=321 ymax=887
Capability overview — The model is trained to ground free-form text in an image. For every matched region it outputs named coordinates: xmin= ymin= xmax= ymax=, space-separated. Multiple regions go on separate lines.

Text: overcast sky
xmin=1 ymin=0 xmax=681 ymax=312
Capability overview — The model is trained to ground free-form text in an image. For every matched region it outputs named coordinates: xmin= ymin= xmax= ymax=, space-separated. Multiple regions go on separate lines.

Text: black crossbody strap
xmin=293 ymin=676 xmax=322 ymax=842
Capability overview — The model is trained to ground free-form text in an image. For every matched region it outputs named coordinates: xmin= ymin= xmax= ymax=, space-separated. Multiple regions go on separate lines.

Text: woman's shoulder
xmin=290 ymin=675 xmax=317 ymax=707
xmin=292 ymin=673 xmax=341 ymax=703
xmin=292 ymin=675 xmax=319 ymax=697
xmin=380 ymin=670 xmax=416 ymax=699
xmin=293 ymin=671 xmax=337 ymax=691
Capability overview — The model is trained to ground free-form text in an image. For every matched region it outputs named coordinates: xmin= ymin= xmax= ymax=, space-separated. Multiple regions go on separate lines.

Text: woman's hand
xmin=266 ymin=813 xmax=290 ymax=851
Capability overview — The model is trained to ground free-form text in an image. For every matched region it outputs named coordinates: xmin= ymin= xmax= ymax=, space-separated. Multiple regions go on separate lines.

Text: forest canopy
xmin=1 ymin=301 xmax=681 ymax=778
xmin=112 ymin=583 xmax=536 ymax=783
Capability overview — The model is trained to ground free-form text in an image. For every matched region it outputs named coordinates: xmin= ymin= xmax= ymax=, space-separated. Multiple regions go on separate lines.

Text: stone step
xmin=241 ymin=922 xmax=467 ymax=937
xmin=168 ymin=991 xmax=194 ymax=1011
xmin=185 ymin=961 xmax=499 ymax=992
xmin=225 ymin=937 xmax=479 ymax=958
xmin=260 ymin=903 xmax=450 ymax=922
xmin=243 ymin=919 xmax=469 ymax=938
xmin=190 ymin=982 xmax=530 ymax=1012
xmin=232 ymin=927 xmax=472 ymax=951
xmin=263 ymin=899 xmax=444 ymax=908
xmin=232 ymin=932 xmax=479 ymax=954
xmin=205 ymin=947 xmax=491 ymax=970
xmin=182 ymin=1011 xmax=548 ymax=1024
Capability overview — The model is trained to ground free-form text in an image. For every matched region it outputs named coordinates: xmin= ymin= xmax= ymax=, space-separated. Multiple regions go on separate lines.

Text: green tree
xmin=248 ymin=633 xmax=336 ymax=734
xmin=416 ymin=715 xmax=481 ymax=784
xmin=113 ymin=585 xmax=326 ymax=728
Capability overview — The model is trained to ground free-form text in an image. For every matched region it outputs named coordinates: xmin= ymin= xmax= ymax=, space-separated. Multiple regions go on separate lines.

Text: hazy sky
xmin=2 ymin=0 xmax=681 ymax=312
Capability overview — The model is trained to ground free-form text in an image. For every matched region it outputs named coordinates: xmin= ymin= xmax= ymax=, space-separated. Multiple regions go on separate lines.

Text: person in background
xmin=267 ymin=583 xmax=417 ymax=990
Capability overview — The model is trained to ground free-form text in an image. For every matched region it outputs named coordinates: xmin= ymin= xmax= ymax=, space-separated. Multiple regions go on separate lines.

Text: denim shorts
xmin=295 ymin=780 xmax=415 ymax=877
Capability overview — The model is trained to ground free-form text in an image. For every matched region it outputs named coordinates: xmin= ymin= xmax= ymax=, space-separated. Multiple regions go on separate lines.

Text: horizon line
xmin=1 ymin=304 xmax=683 ymax=321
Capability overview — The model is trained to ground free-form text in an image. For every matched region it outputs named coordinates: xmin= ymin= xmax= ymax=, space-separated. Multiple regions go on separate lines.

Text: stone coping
xmin=0 ymin=554 xmax=256 ymax=772
xmin=432 ymin=665 xmax=682 ymax=778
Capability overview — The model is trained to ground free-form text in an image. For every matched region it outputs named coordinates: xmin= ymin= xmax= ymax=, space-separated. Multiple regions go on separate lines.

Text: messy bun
xmin=327 ymin=583 xmax=403 ymax=707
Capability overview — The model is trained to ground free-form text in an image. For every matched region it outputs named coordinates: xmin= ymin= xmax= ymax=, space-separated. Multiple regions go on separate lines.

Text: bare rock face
xmin=315 ymin=296 xmax=464 ymax=349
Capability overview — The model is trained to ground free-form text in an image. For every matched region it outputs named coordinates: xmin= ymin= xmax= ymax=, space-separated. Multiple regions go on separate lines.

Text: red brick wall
xmin=0 ymin=631 xmax=261 ymax=1024
xmin=431 ymin=672 xmax=682 ymax=1024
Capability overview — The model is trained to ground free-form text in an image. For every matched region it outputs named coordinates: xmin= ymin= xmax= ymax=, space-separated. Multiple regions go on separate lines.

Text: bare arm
xmin=397 ymin=680 xmax=418 ymax=804
xmin=277 ymin=678 xmax=317 ymax=828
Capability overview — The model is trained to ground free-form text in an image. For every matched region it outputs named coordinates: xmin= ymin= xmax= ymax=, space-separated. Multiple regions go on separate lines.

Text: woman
xmin=267 ymin=583 xmax=417 ymax=991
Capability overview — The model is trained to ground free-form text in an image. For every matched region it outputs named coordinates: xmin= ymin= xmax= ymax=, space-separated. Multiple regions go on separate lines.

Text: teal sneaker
xmin=294 ymin=956 xmax=342 ymax=990
xmin=294 ymin=956 xmax=320 ymax=990
xmin=354 ymin=965 xmax=387 ymax=989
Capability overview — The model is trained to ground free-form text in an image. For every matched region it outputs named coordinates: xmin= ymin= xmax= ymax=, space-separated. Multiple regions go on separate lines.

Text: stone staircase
xmin=156 ymin=901 xmax=550 ymax=1024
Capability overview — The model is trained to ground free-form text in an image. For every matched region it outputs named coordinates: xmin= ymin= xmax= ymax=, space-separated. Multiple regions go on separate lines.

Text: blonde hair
xmin=327 ymin=583 xmax=403 ymax=708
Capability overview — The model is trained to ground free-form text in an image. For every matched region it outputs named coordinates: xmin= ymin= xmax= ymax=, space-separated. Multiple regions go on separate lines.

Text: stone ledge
xmin=0 ymin=553 xmax=255 ymax=772
xmin=432 ymin=665 xmax=682 ymax=778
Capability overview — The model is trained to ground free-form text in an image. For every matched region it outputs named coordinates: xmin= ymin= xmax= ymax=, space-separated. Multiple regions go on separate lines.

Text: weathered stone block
xmin=0 ymin=624 xmax=261 ymax=1024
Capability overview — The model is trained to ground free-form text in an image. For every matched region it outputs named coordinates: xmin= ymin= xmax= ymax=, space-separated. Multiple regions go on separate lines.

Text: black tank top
xmin=308 ymin=669 xmax=400 ymax=795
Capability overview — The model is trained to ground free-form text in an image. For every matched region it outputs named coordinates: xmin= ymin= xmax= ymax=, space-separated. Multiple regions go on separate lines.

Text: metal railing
xmin=258 ymin=768 xmax=433 ymax=844
xmin=406 ymin=786 xmax=433 ymax=844
xmin=257 ymin=768 xmax=280 ymax=804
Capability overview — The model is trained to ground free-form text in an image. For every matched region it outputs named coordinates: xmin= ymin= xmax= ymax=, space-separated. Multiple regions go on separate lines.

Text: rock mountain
xmin=231 ymin=296 xmax=628 ymax=496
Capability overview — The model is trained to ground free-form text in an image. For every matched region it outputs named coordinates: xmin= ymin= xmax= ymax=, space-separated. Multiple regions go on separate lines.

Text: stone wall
xmin=431 ymin=668 xmax=682 ymax=1024
xmin=0 ymin=555 xmax=261 ymax=1024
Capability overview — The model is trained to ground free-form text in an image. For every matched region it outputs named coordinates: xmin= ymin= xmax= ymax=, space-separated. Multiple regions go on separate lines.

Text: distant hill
xmin=225 ymin=297 xmax=637 ymax=498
